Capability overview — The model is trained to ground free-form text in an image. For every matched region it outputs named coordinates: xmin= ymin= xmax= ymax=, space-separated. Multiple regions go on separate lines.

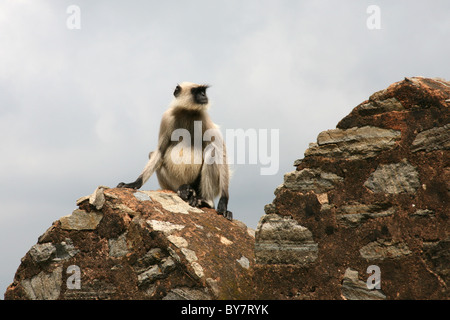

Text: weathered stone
xmin=134 ymin=248 xmax=164 ymax=272
xmin=143 ymin=191 xmax=204 ymax=214
xmin=53 ymin=238 xmax=79 ymax=261
xmin=29 ymin=243 xmax=56 ymax=263
xmin=147 ymin=219 xmax=185 ymax=234
xmin=191 ymin=262 xmax=205 ymax=279
xmin=341 ymin=268 xmax=386 ymax=300
xmin=160 ymin=257 xmax=176 ymax=273
xmin=167 ymin=235 xmax=188 ymax=248
xmin=220 ymin=236 xmax=233 ymax=246
xmin=410 ymin=209 xmax=434 ymax=217
xmin=137 ymin=265 xmax=163 ymax=286
xmin=236 ymin=256 xmax=250 ymax=269
xmin=364 ymin=159 xmax=420 ymax=194
xmin=181 ymin=247 xmax=198 ymax=263
xmin=283 ymin=168 xmax=343 ymax=193
xmin=89 ymin=186 xmax=106 ymax=210
xmin=60 ymin=209 xmax=103 ymax=230
xmin=133 ymin=191 xmax=152 ymax=202
xmin=305 ymin=126 xmax=401 ymax=160
xmin=108 ymin=233 xmax=129 ymax=258
xmin=336 ymin=203 xmax=395 ymax=228
xmin=359 ymin=240 xmax=412 ymax=260
xmin=111 ymin=204 xmax=138 ymax=216
xmin=21 ymin=267 xmax=63 ymax=300
xmin=357 ymin=98 xmax=404 ymax=116
xmin=411 ymin=123 xmax=450 ymax=152
xmin=255 ymin=214 xmax=318 ymax=265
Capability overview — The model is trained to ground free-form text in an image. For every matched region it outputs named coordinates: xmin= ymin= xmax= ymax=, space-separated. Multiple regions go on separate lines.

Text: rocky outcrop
xmin=256 ymin=77 xmax=449 ymax=300
xmin=4 ymin=187 xmax=255 ymax=300
xmin=5 ymin=77 xmax=449 ymax=300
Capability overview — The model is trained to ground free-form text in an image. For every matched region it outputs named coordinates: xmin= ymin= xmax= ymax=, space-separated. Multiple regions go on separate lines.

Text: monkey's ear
xmin=174 ymin=84 xmax=182 ymax=97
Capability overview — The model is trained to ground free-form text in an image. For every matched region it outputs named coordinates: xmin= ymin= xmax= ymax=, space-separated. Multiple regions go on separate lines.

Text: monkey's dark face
xmin=191 ymin=85 xmax=209 ymax=104
xmin=173 ymin=83 xmax=209 ymax=106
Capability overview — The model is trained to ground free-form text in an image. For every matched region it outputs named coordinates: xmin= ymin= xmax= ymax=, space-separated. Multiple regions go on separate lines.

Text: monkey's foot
xmin=177 ymin=184 xmax=199 ymax=207
xmin=216 ymin=196 xmax=232 ymax=220
xmin=218 ymin=210 xmax=233 ymax=221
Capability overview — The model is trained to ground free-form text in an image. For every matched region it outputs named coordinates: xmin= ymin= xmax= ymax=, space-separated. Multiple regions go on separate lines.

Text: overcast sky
xmin=1 ymin=0 xmax=449 ymax=297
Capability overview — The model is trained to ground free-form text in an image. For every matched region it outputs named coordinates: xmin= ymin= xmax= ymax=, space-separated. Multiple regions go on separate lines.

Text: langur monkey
xmin=117 ymin=82 xmax=232 ymax=220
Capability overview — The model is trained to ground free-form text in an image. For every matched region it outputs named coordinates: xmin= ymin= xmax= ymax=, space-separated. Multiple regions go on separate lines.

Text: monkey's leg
xmin=217 ymin=196 xmax=233 ymax=220
xmin=199 ymin=161 xmax=233 ymax=220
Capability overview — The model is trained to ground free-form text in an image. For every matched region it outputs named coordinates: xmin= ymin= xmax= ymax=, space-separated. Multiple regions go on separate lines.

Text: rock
xmin=21 ymin=267 xmax=63 ymax=300
xmin=341 ymin=268 xmax=386 ymax=300
xmin=29 ymin=243 xmax=56 ymax=263
xmin=137 ymin=265 xmax=164 ymax=286
xmin=357 ymin=97 xmax=405 ymax=116
xmin=336 ymin=203 xmax=395 ymax=228
xmin=60 ymin=209 xmax=103 ymax=231
xmin=254 ymin=214 xmax=318 ymax=265
xmin=89 ymin=186 xmax=106 ymax=210
xmin=4 ymin=189 xmax=255 ymax=300
xmin=304 ymin=126 xmax=401 ymax=160
xmin=359 ymin=240 xmax=412 ymax=260
xmin=255 ymin=77 xmax=449 ymax=300
xmin=108 ymin=233 xmax=129 ymax=258
xmin=133 ymin=191 xmax=152 ymax=202
xmin=53 ymin=239 xmax=79 ymax=261
xmin=281 ymin=168 xmax=343 ymax=194
xmin=411 ymin=123 xmax=450 ymax=152
xmin=147 ymin=220 xmax=185 ymax=234
xmin=5 ymin=77 xmax=449 ymax=301
xmin=364 ymin=159 xmax=420 ymax=194
xmin=236 ymin=256 xmax=250 ymax=269
xmin=144 ymin=191 xmax=203 ymax=214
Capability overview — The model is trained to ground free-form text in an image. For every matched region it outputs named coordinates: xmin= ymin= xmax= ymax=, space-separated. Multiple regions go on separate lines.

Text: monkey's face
xmin=172 ymin=82 xmax=210 ymax=110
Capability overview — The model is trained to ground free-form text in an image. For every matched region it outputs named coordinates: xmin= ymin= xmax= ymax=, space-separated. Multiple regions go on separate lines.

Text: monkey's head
xmin=170 ymin=82 xmax=210 ymax=111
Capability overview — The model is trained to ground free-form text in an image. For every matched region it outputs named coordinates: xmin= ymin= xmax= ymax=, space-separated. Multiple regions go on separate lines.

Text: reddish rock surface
xmin=4 ymin=77 xmax=449 ymax=300
xmin=256 ymin=77 xmax=449 ymax=300
xmin=4 ymin=188 xmax=255 ymax=300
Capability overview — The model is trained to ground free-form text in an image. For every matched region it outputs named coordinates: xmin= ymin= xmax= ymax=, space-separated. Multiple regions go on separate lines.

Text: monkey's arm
xmin=216 ymin=140 xmax=232 ymax=220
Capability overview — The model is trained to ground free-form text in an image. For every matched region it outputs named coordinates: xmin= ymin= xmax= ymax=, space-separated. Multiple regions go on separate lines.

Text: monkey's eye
xmin=174 ymin=85 xmax=181 ymax=97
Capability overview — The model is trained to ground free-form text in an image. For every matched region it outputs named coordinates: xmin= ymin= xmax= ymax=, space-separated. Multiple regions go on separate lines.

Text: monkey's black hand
xmin=117 ymin=177 xmax=143 ymax=189
xmin=116 ymin=181 xmax=140 ymax=189
xmin=177 ymin=184 xmax=199 ymax=207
